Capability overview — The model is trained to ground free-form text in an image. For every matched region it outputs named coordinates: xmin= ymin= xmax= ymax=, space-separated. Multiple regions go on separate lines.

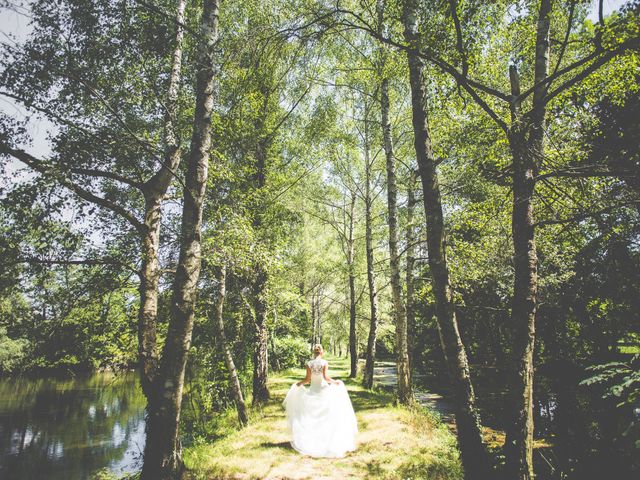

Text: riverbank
xmin=183 ymin=355 xmax=462 ymax=480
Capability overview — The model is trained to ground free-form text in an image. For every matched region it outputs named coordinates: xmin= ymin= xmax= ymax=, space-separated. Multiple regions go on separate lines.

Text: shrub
xmin=0 ymin=327 xmax=28 ymax=374
xmin=269 ymin=336 xmax=309 ymax=370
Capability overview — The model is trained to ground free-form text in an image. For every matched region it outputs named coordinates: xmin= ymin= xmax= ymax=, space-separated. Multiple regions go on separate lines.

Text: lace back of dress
xmin=308 ymin=358 xmax=326 ymax=375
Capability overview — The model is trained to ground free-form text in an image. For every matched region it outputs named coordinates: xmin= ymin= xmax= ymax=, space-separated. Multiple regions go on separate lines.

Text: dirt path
xmin=184 ymin=357 xmax=462 ymax=480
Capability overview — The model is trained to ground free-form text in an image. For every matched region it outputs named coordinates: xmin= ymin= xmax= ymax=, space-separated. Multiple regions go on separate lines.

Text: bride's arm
xmin=323 ymin=364 xmax=341 ymax=385
xmin=296 ymin=366 xmax=311 ymax=386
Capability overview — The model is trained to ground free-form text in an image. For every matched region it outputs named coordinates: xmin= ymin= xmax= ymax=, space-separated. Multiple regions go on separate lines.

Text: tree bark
xmin=138 ymin=208 xmax=162 ymax=397
xmin=405 ymin=173 xmax=417 ymax=370
xmin=381 ymin=77 xmax=412 ymax=404
xmin=140 ymin=1 xmax=219 ymax=478
xmin=505 ymin=126 xmax=538 ymax=480
xmin=214 ymin=264 xmax=249 ymax=427
xmin=250 ymin=102 xmax=272 ymax=404
xmin=252 ymin=266 xmax=270 ymax=405
xmin=362 ymin=101 xmax=380 ymax=390
xmin=311 ymin=289 xmax=323 ymax=347
xmin=135 ymin=0 xmax=189 ymax=399
xmin=316 ymin=293 xmax=322 ymax=345
xmin=505 ymin=1 xmax=550 ymax=478
xmin=347 ymin=193 xmax=358 ymax=378
xmin=311 ymin=289 xmax=317 ymax=346
xmin=402 ymin=1 xmax=490 ymax=478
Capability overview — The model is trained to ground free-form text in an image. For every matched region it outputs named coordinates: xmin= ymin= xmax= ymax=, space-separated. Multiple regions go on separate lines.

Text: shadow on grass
xmin=349 ymin=388 xmax=394 ymax=412
xmin=258 ymin=440 xmax=293 ymax=451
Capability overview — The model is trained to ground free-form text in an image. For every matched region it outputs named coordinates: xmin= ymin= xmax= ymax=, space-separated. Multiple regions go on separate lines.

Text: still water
xmin=0 ymin=372 xmax=146 ymax=480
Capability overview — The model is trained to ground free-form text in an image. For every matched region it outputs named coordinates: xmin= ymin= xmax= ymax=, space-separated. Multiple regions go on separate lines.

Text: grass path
xmin=183 ymin=356 xmax=462 ymax=480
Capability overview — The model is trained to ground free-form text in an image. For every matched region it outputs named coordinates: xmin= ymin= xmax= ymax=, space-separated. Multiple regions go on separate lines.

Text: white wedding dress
xmin=283 ymin=358 xmax=358 ymax=458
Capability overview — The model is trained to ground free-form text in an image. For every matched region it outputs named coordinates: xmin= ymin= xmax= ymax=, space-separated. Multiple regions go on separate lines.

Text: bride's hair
xmin=312 ymin=344 xmax=323 ymax=356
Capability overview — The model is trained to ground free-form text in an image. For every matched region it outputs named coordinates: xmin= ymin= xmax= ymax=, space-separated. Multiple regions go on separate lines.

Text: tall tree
xmin=377 ymin=0 xmax=412 ymax=404
xmin=0 ymin=0 xmax=188 ymax=401
xmin=140 ymin=0 xmax=220 ymax=477
xmin=306 ymin=181 xmax=359 ymax=376
xmin=250 ymin=134 xmax=271 ymax=405
xmin=401 ymin=0 xmax=490 ymax=477
xmin=362 ymin=97 xmax=380 ymax=390
xmin=503 ymin=1 xmax=551 ymax=476
xmin=213 ymin=263 xmax=248 ymax=427
xmin=138 ymin=0 xmax=187 ymax=398
xmin=404 ymin=172 xmax=418 ymax=368
xmin=235 ymin=18 xmax=314 ymax=405
xmin=346 ymin=191 xmax=358 ymax=378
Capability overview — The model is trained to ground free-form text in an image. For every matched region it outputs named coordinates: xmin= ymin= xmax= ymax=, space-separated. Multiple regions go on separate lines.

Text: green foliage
xmin=269 ymin=335 xmax=309 ymax=370
xmin=581 ymin=355 xmax=640 ymax=409
xmin=0 ymin=327 xmax=28 ymax=374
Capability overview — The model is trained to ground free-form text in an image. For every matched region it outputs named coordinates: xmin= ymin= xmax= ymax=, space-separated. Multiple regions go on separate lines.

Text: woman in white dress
xmin=282 ymin=344 xmax=358 ymax=458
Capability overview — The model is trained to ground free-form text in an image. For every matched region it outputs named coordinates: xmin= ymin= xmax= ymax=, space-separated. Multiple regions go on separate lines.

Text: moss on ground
xmin=183 ymin=356 xmax=462 ymax=480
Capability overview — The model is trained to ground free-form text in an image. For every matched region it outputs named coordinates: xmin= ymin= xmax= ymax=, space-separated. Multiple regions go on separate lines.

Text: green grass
xmin=619 ymin=345 xmax=640 ymax=354
xmin=183 ymin=355 xmax=462 ymax=480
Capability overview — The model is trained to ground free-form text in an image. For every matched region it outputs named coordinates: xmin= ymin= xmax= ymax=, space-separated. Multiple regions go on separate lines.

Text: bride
xmin=282 ymin=344 xmax=358 ymax=458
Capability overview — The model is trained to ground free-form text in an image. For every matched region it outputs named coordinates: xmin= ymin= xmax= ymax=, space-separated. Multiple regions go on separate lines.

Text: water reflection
xmin=0 ymin=372 xmax=146 ymax=480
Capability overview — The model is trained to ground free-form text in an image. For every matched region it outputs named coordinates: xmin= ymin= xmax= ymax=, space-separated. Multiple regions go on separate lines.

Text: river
xmin=0 ymin=372 xmax=146 ymax=480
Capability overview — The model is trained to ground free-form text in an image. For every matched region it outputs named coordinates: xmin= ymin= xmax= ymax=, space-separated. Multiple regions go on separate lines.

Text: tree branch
xmin=0 ymin=143 xmax=144 ymax=232
xmin=448 ymin=0 xmax=468 ymax=77
xmin=4 ymin=257 xmax=139 ymax=275
xmin=70 ymin=167 xmax=144 ymax=189
xmin=333 ymin=6 xmax=512 ymax=102
xmin=545 ymin=40 xmax=638 ymax=103
xmin=520 ymin=37 xmax=637 ymax=103
xmin=550 ymin=0 xmax=576 ymax=79
xmin=535 ymin=202 xmax=639 ymax=227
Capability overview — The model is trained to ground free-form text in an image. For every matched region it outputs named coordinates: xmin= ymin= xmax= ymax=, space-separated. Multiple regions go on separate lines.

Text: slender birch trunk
xmin=138 ymin=0 xmax=186 ymax=399
xmin=252 ymin=266 xmax=270 ymax=405
xmin=381 ymin=77 xmax=412 ymax=404
xmin=405 ymin=173 xmax=417 ymax=370
xmin=347 ymin=193 xmax=358 ymax=378
xmin=311 ymin=289 xmax=318 ymax=346
xmin=251 ymin=128 xmax=272 ymax=405
xmin=316 ymin=293 xmax=322 ymax=345
xmin=140 ymin=1 xmax=219 ymax=477
xmin=214 ymin=264 xmax=248 ymax=427
xmin=362 ymin=101 xmax=380 ymax=390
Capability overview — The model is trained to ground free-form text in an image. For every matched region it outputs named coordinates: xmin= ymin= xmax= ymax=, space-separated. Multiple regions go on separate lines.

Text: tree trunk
xmin=362 ymin=103 xmax=379 ymax=390
xmin=348 ymin=270 xmax=358 ymax=376
xmin=140 ymin=1 xmax=219 ymax=478
xmin=405 ymin=173 xmax=417 ymax=370
xmin=505 ymin=2 xmax=550 ymax=478
xmin=402 ymin=1 xmax=490 ymax=478
xmin=138 ymin=209 xmax=161 ymax=398
xmin=214 ymin=264 xmax=248 ymax=427
xmin=137 ymin=0 xmax=186 ymax=400
xmin=505 ymin=128 xmax=538 ymax=480
xmin=347 ymin=192 xmax=358 ymax=378
xmin=311 ymin=289 xmax=318 ymax=346
xmin=381 ymin=77 xmax=412 ymax=404
xmin=252 ymin=267 xmax=270 ymax=405
xmin=316 ymin=293 xmax=322 ymax=345
xmin=250 ymin=113 xmax=272 ymax=405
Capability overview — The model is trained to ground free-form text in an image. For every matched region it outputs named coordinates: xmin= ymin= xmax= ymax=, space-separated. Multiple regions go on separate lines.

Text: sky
xmin=1 ymin=3 xmax=56 ymax=160
xmin=0 ymin=0 xmax=631 ymax=160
